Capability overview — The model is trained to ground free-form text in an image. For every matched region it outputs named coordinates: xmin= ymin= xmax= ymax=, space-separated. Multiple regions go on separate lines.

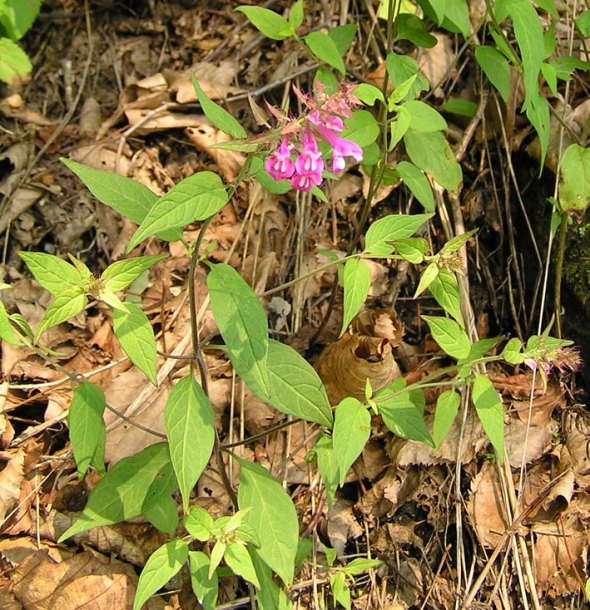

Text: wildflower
xmin=293 ymin=128 xmax=324 ymax=190
xmin=265 ymin=136 xmax=295 ymax=181
xmin=316 ymin=124 xmax=363 ymax=173
xmin=308 ymin=109 xmax=344 ymax=132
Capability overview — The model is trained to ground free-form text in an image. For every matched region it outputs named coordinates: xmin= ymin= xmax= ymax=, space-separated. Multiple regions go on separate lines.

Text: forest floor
xmin=0 ymin=0 xmax=589 ymax=609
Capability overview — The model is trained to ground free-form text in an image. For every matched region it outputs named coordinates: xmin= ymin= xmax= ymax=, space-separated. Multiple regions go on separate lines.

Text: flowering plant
xmin=265 ymin=84 xmax=364 ymax=191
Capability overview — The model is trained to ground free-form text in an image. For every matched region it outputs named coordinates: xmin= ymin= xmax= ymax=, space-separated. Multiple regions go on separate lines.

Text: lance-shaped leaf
xmin=364 ymin=213 xmax=432 ymax=256
xmin=19 ymin=251 xmax=85 ymax=295
xmin=134 ymin=540 xmax=189 ymax=610
xmin=422 ymin=315 xmax=471 ymax=359
xmin=61 ymin=158 xmax=181 ymax=242
xmin=58 ymin=442 xmax=171 ymax=541
xmin=192 ymin=76 xmax=247 ymax=139
xmin=224 ymin=542 xmax=260 ymax=588
xmin=207 ymin=263 xmax=270 ymax=398
xmin=472 ymin=373 xmax=505 ymax=462
xmin=141 ymin=460 xmax=178 ymax=535
xmin=429 ymin=268 xmax=464 ymax=326
xmin=333 ymin=397 xmax=371 ymax=486
xmin=341 ymin=258 xmax=371 ymax=336
xmin=102 ymin=254 xmax=167 ymax=293
xmin=433 ymin=389 xmax=460 ymax=448
xmin=69 ymin=381 xmax=106 ymax=478
xmin=314 ymin=434 xmax=340 ymax=509
xmin=304 ymin=31 xmax=345 ymax=74
xmin=237 ymin=459 xmax=298 ymax=585
xmin=164 ymin=374 xmax=215 ymax=512
xmin=113 ymin=303 xmax=158 ymax=385
xmin=127 ymin=171 xmax=228 ymax=251
xmin=36 ymin=287 xmax=88 ymax=340
xmin=235 ymin=6 xmax=294 ymax=40
xmin=190 ymin=551 xmax=219 ymax=610
xmin=266 ymin=339 xmax=333 ymax=428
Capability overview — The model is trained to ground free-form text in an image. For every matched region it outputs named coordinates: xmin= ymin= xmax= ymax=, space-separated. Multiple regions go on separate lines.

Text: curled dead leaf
xmin=0 ymin=449 xmax=25 ymax=525
xmin=351 ymin=308 xmax=404 ymax=347
xmin=315 ymin=334 xmax=401 ymax=405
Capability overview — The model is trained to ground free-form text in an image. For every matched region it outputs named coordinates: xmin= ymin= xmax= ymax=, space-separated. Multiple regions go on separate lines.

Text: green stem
xmin=553 ymin=212 xmax=568 ymax=339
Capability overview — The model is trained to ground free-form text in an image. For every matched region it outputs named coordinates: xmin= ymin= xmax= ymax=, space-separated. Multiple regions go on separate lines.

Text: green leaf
xmin=61 ymin=159 xmax=180 ymax=242
xmin=190 ymin=551 xmax=219 ymax=610
xmin=164 ymin=375 xmax=215 ymax=512
xmin=328 ymin=24 xmax=357 ymax=55
xmin=102 ymin=254 xmax=166 ymax=293
xmin=386 ymin=53 xmax=430 ymax=100
xmin=550 ymin=56 xmax=590 ymax=81
xmin=0 ymin=0 xmax=42 ymax=40
xmin=533 ymin=0 xmax=559 ymax=18
xmin=188 ymin=551 xmax=219 ymax=610
xmin=472 ymin=373 xmax=505 ymax=462
xmin=59 ymin=442 xmax=171 ymax=541
xmin=433 ymin=389 xmax=460 ymax=447
xmin=576 ymin=10 xmax=590 ymax=37
xmin=441 ymin=0 xmax=472 ymax=37
xmin=404 ymin=129 xmax=462 ymax=192
xmin=341 ymin=110 xmax=380 ymax=147
xmin=364 ymin=213 xmax=432 ymax=256
xmin=237 ymin=459 xmax=299 ymax=585
xmin=235 ymin=6 xmax=294 ymax=40
xmin=97 ymin=288 xmax=128 ymax=313
xmin=266 ymin=339 xmax=333 ymax=428
xmin=333 ymin=397 xmax=371 ymax=486
xmin=207 ymin=263 xmax=270 ymax=398
xmin=559 ymin=143 xmax=590 ymax=213
xmin=184 ymin=505 xmax=214 ymax=541
xmin=525 ymin=92 xmax=550 ymax=168
xmin=394 ymin=14 xmax=437 ymax=48
xmin=389 ymin=105 xmax=411 ymax=150
xmin=422 ymin=315 xmax=471 ymax=359
xmin=304 ymin=31 xmax=345 ymax=74
xmin=314 ymin=434 xmax=339 ymax=509
xmin=440 ymin=98 xmax=477 ymax=118
xmin=331 ymin=572 xmax=351 ymax=610
xmin=353 ymin=83 xmax=384 ymax=106
xmin=496 ymin=0 xmax=544 ymax=108
xmin=250 ymin=549 xmax=293 ymax=610
xmin=225 ymin=543 xmax=260 ymax=587
xmin=396 ymin=161 xmax=435 ymax=211
xmin=429 ymin=268 xmax=464 ymax=325
xmin=69 ymin=382 xmax=106 ymax=478
xmin=142 ymin=462 xmax=178 ymax=534
xmin=440 ymin=229 xmax=477 ymax=253
xmin=134 ymin=540 xmax=189 ymax=610
xmin=0 ymin=302 xmax=23 ymax=345
xmin=466 ymin=337 xmax=501 ymax=362
xmin=128 ymin=171 xmax=228 ymax=251
xmin=288 ymin=0 xmax=304 ymax=29
xmin=0 ymin=38 xmax=31 ymax=84
xmin=401 ymin=100 xmax=448 ymax=132
xmin=394 ymin=237 xmax=428 ymax=263
xmin=142 ymin=462 xmax=178 ymax=535
xmin=377 ymin=380 xmax=434 ymax=445
xmin=19 ymin=252 xmax=85 ymax=295
xmin=341 ymin=258 xmax=371 ymax=335
xmin=191 ymin=76 xmax=247 ymax=139
xmin=112 ymin=303 xmax=158 ymax=385
xmin=36 ymin=288 xmax=88 ymax=339
xmin=501 ymin=337 xmax=525 ymax=364
xmin=342 ymin=557 xmax=382 ymax=575
xmin=414 ymin=262 xmax=439 ymax=297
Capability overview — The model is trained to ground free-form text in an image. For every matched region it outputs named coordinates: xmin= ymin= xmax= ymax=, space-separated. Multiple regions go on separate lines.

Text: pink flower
xmin=294 ymin=128 xmax=324 ymax=185
xmin=316 ymin=124 xmax=363 ymax=173
xmin=308 ymin=109 xmax=344 ymax=132
xmin=265 ymin=136 xmax=295 ymax=181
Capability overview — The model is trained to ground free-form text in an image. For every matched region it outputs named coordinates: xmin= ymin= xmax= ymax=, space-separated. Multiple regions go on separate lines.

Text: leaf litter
xmin=0 ymin=0 xmax=589 ymax=608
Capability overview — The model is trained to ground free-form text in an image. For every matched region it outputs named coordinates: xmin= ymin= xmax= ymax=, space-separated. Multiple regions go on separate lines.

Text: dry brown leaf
xmin=316 ymin=334 xmax=401 ymax=404
xmin=327 ymin=496 xmax=364 ymax=556
xmin=9 ymin=547 xmax=146 ymax=610
xmin=467 ymin=461 xmax=512 ymax=548
xmin=505 ymin=417 xmax=557 ymax=465
xmin=0 ymin=450 xmax=25 ymax=526
xmin=351 ymin=308 xmax=404 ymax=347
xmin=418 ymin=34 xmax=455 ymax=96
xmin=563 ymin=410 xmax=590 ymax=488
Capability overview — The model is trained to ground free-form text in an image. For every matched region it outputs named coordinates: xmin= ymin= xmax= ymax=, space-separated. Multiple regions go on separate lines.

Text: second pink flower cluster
xmin=265 ymin=110 xmax=363 ymax=193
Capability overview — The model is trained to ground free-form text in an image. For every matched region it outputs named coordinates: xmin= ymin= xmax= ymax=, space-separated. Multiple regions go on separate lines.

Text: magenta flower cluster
xmin=265 ymin=87 xmax=363 ymax=192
